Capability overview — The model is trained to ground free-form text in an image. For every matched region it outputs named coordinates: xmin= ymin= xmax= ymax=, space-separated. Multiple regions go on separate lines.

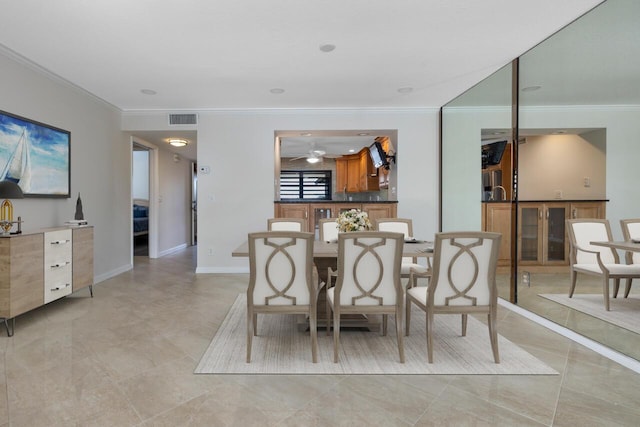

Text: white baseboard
xmin=196 ymin=266 xmax=249 ymax=274
xmin=94 ymin=264 xmax=133 ymax=284
xmin=157 ymin=243 xmax=188 ymax=258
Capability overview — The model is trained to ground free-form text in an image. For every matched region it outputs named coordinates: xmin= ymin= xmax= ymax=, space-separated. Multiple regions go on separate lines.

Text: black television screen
xmin=369 ymin=141 xmax=388 ymax=169
xmin=481 ymin=140 xmax=507 ymax=169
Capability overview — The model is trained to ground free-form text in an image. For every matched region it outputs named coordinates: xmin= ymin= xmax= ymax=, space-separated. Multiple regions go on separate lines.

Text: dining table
xmin=590 ymin=240 xmax=640 ymax=252
xmin=232 ymin=237 xmax=434 ymax=331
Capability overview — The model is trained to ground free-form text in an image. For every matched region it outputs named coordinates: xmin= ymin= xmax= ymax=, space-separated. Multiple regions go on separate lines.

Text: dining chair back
xmin=567 ymin=219 xmax=640 ymax=310
xmin=619 ymin=218 xmax=640 ymax=297
xmin=247 ymin=231 xmax=319 ymax=362
xmin=267 ymin=218 xmax=307 ymax=232
xmin=326 ymin=231 xmax=405 ymax=363
xmin=406 ymin=231 xmax=501 ymax=363
xmin=319 ymin=218 xmax=339 ymax=242
xmin=374 ymin=218 xmax=430 ymax=286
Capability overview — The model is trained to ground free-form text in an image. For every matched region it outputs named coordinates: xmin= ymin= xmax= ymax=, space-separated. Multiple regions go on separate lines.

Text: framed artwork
xmin=0 ymin=110 xmax=70 ymax=198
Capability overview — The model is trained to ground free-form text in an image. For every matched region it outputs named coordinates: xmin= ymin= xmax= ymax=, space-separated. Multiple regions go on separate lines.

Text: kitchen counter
xmin=275 ymin=200 xmax=397 ymax=204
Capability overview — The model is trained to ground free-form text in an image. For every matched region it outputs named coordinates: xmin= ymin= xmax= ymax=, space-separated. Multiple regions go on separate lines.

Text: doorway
xmin=131 ymin=138 xmax=159 ymax=261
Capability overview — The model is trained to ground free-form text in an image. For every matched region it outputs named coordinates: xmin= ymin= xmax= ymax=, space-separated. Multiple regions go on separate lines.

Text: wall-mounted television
xmin=481 ymin=140 xmax=507 ymax=169
xmin=369 ymin=141 xmax=389 ymax=169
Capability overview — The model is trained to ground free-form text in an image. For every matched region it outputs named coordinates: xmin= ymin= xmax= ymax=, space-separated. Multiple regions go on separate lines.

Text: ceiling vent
xmin=168 ymin=113 xmax=198 ymax=126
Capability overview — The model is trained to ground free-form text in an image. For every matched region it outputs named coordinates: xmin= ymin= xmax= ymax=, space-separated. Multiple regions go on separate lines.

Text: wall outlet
xmin=208 ymin=247 xmax=214 ymax=255
xmin=554 ymin=190 xmax=563 ymax=199
xmin=584 ymin=177 xmax=591 ymax=187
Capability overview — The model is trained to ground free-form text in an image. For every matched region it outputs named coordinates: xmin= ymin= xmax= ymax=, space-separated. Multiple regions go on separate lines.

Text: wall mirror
xmin=441 ymin=0 xmax=640 ymax=361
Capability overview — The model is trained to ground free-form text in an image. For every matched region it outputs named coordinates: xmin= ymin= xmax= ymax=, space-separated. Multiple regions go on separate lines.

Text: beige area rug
xmin=539 ymin=293 xmax=640 ymax=335
xmin=195 ymin=294 xmax=557 ymax=375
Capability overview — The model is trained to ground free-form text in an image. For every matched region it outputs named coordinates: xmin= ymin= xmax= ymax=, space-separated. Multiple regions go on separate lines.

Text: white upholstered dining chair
xmin=406 ymin=231 xmax=501 ymax=363
xmin=246 ymin=231 xmax=319 ymax=363
xmin=374 ymin=218 xmax=431 ymax=286
xmin=619 ymin=218 xmax=640 ymax=297
xmin=267 ymin=218 xmax=307 ymax=232
xmin=319 ymin=218 xmax=339 ymax=242
xmin=567 ymin=219 xmax=640 ymax=311
xmin=326 ymin=231 xmax=405 ymax=363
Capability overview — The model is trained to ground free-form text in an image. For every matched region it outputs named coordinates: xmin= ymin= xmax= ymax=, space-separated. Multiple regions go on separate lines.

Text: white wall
xmin=519 ymin=132 xmax=606 ymax=200
xmin=123 ymin=109 xmax=440 ymax=273
xmin=0 ymin=51 xmax=132 ymax=282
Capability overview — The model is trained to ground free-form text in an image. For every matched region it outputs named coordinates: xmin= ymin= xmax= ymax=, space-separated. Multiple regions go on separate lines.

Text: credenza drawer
xmin=44 ymin=229 xmax=73 ymax=303
xmin=44 ymin=264 xmax=72 ymax=303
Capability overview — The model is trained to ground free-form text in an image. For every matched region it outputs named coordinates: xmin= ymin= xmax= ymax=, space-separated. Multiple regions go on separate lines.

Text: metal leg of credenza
xmin=2 ymin=317 xmax=15 ymax=337
xmin=89 ymin=284 xmax=94 ymax=297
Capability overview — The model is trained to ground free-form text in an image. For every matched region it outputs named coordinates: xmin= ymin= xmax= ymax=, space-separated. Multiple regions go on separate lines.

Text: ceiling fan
xmin=289 ymin=143 xmax=334 ymax=163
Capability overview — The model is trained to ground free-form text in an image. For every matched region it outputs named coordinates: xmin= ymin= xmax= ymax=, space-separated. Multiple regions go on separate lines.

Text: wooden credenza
xmin=0 ymin=226 xmax=94 ymax=335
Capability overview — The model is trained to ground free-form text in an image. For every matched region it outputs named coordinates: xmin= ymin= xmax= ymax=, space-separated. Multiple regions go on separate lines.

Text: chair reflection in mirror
xmin=619 ymin=218 xmax=640 ymax=297
xmin=326 ymin=231 xmax=405 ymax=363
xmin=246 ymin=231 xmax=319 ymax=363
xmin=406 ymin=231 xmax=501 ymax=363
xmin=567 ymin=219 xmax=640 ymax=311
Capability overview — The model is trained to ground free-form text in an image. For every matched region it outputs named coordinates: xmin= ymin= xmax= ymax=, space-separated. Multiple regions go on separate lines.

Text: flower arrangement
xmin=336 ymin=209 xmax=372 ymax=232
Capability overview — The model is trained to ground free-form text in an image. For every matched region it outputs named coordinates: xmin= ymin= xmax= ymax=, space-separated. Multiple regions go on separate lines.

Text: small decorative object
xmin=0 ymin=180 xmax=24 ymax=235
xmin=74 ymin=192 xmax=84 ymax=220
xmin=337 ymin=209 xmax=372 ymax=233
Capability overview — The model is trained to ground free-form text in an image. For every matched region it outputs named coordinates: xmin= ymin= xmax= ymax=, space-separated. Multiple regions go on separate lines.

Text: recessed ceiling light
xmin=397 ymin=87 xmax=413 ymax=94
xmin=357 ymin=133 xmax=370 ymax=136
xmin=348 ymin=149 xmax=356 ymax=153
xmin=522 ymin=85 xmax=541 ymax=92
xmin=270 ymin=88 xmax=285 ymax=94
xmin=168 ymin=138 xmax=188 ymax=147
xmin=300 ymin=132 xmax=312 ymax=136
xmin=319 ymin=44 xmax=336 ymax=53
xmin=141 ymin=89 xmax=157 ymax=95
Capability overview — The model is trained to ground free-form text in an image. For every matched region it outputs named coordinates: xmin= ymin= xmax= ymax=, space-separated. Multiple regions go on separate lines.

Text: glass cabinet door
xmin=544 ymin=204 xmax=568 ymax=264
xmin=519 ymin=204 xmax=541 ymax=263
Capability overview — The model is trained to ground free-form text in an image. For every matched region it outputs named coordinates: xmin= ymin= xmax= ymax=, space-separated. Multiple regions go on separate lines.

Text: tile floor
xmin=1 ymin=246 xmax=639 ymax=426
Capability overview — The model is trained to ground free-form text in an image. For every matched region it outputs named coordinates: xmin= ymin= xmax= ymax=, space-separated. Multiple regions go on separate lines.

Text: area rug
xmin=539 ymin=293 xmax=640 ymax=335
xmin=195 ymin=294 xmax=557 ymax=375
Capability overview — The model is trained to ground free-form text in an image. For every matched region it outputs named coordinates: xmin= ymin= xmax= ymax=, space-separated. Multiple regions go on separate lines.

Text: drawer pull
xmin=50 ymin=261 xmax=71 ymax=269
xmin=50 ymin=240 xmax=70 ymax=245
xmin=50 ymin=283 xmax=71 ymax=291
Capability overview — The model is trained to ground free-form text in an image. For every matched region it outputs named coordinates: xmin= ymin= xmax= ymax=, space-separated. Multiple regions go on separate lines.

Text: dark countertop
xmin=482 ymin=199 xmax=608 ymax=203
xmin=275 ymin=200 xmax=398 ymax=204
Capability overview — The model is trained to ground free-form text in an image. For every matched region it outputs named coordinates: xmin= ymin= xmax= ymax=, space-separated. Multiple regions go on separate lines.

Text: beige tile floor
xmin=0 ymin=247 xmax=639 ymax=426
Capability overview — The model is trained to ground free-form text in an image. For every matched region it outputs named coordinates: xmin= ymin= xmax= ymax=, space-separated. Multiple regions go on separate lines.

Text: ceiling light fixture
xmin=357 ymin=133 xmax=370 ymax=136
xmin=140 ymin=89 xmax=157 ymax=95
xmin=168 ymin=138 xmax=188 ymax=147
xmin=397 ymin=87 xmax=413 ymax=94
xmin=306 ymin=156 xmax=320 ymax=164
xmin=300 ymin=132 xmax=312 ymax=136
xmin=319 ymin=44 xmax=336 ymax=53
xmin=270 ymin=88 xmax=285 ymax=94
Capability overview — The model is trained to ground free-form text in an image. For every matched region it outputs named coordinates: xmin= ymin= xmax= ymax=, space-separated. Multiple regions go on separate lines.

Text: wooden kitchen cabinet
xmin=483 ymin=203 xmax=512 ymax=266
xmin=359 ymin=149 xmax=379 ymax=192
xmin=336 ymin=147 xmax=379 ymax=193
xmin=276 ymin=203 xmax=309 ymax=222
xmin=569 ymin=201 xmax=606 ymax=220
xmin=362 ymin=203 xmax=397 ymax=224
xmin=518 ymin=202 xmax=569 ymax=266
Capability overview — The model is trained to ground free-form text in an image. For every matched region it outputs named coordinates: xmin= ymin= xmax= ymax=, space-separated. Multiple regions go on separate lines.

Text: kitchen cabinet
xmin=569 ymin=201 xmax=606 ymax=219
xmin=276 ymin=202 xmax=397 ymax=236
xmin=335 ymin=147 xmax=380 ymax=193
xmin=518 ymin=202 xmax=569 ymax=266
xmin=483 ymin=203 xmax=512 ymax=266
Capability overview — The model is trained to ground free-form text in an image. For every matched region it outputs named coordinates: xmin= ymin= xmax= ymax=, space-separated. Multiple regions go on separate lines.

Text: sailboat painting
xmin=0 ymin=110 xmax=70 ymax=198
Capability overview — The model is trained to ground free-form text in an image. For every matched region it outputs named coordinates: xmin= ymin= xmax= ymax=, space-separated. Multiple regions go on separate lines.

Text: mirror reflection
xmin=441 ymin=0 xmax=640 ymax=360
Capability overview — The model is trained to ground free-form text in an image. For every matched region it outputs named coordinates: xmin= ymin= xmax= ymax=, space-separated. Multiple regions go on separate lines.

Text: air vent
xmin=168 ymin=113 xmax=198 ymax=125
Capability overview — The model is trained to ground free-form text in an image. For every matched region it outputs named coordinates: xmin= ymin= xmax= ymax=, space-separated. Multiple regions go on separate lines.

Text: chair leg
xmin=309 ymin=306 xmax=318 ymax=364
xmin=426 ymin=311 xmax=434 ymax=363
xmin=569 ymin=270 xmax=577 ymax=297
xmin=395 ymin=307 xmax=405 ymax=363
xmin=488 ymin=312 xmax=500 ymax=363
xmin=253 ymin=313 xmax=258 ymax=336
xmin=405 ymin=297 xmax=412 ymax=336
xmin=624 ymin=278 xmax=632 ymax=298
xmin=461 ymin=314 xmax=467 ymax=337
xmin=325 ymin=295 xmax=331 ymax=336
xmin=613 ymin=279 xmax=620 ymax=298
xmin=333 ymin=308 xmax=341 ymax=363
xmin=603 ymin=277 xmax=611 ymax=311
xmin=382 ymin=314 xmax=388 ymax=336
xmin=246 ymin=305 xmax=254 ymax=363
